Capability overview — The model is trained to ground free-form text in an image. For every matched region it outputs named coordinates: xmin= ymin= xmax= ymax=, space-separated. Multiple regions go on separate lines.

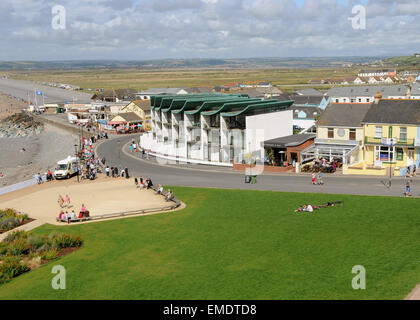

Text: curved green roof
xmin=201 ymin=99 xmax=277 ymax=116
xmin=184 ymin=97 xmax=253 ymax=115
xmin=221 ymin=100 xmax=294 ymax=117
xmin=151 ymin=94 xmax=239 ymax=110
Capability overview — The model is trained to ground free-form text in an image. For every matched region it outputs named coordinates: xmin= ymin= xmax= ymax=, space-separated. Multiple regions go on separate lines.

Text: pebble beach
xmin=0 ymin=94 xmax=78 ymax=187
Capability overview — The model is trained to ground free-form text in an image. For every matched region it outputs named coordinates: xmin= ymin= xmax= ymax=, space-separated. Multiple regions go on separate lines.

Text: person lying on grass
xmin=295 ymin=201 xmax=342 ymax=213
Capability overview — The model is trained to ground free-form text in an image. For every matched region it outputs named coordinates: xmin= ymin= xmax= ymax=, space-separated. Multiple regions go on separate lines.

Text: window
xmin=400 ymin=127 xmax=407 ymax=142
xmin=376 ymin=146 xmax=395 ymax=162
xmin=396 ymin=148 xmax=404 ymax=161
xmin=328 ymin=128 xmax=334 ymax=139
xmin=375 ymin=126 xmax=383 ymax=138
xmin=349 ymin=129 xmax=356 ymax=140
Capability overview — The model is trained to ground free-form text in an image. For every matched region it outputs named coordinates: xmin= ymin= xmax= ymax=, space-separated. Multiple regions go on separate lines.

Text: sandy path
xmin=0 ymin=176 xmax=169 ymax=225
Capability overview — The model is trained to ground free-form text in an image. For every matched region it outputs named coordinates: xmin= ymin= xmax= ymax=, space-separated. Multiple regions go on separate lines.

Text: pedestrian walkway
xmin=0 ymin=178 xmax=37 ymax=196
xmin=0 ymin=219 xmax=45 ymax=242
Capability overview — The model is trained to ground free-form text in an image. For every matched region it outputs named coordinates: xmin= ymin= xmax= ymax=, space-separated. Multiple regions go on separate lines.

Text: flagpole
xmin=34 ymin=89 xmax=38 ymax=109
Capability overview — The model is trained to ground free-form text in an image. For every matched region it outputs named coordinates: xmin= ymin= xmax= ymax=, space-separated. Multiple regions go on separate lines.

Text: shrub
xmin=0 ymin=272 xmax=11 ymax=285
xmin=27 ymin=235 xmax=47 ymax=252
xmin=0 ymin=242 xmax=7 ymax=257
xmin=41 ymin=249 xmax=58 ymax=261
xmin=51 ymin=234 xmax=83 ymax=249
xmin=3 ymin=230 xmax=28 ymax=243
xmin=36 ymin=243 xmax=52 ymax=255
xmin=0 ymin=256 xmax=30 ymax=278
xmin=7 ymin=238 xmax=30 ymax=256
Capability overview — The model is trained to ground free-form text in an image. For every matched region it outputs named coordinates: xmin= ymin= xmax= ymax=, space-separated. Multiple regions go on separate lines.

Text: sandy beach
xmin=0 ymin=123 xmax=79 ymax=187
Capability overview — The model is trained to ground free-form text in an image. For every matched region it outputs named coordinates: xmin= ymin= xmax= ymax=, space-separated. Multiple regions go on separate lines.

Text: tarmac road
xmin=97 ymin=135 xmax=418 ymax=198
xmin=0 ymin=78 xmax=92 ymax=104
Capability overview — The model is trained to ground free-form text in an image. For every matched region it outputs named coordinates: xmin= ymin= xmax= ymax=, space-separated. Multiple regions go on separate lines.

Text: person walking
xmin=318 ymin=172 xmax=324 ymax=185
xmin=405 ymin=180 xmax=412 ymax=197
xmin=312 ymin=172 xmax=316 ymax=185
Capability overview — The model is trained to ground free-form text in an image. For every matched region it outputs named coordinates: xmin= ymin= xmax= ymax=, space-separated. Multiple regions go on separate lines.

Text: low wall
xmin=233 ymin=162 xmax=295 ymax=173
xmin=32 ymin=114 xmax=94 ymax=138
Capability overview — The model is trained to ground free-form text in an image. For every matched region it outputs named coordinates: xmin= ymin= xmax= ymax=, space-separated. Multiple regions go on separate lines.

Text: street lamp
xmin=74 ymin=144 xmax=80 ymax=183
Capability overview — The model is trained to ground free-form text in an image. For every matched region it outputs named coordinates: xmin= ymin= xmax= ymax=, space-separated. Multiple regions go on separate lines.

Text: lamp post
xmin=74 ymin=144 xmax=80 ymax=183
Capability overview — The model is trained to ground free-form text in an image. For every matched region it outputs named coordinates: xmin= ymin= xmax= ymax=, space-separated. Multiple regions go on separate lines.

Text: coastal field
xmin=1 ymin=187 xmax=420 ymax=300
xmin=4 ymin=67 xmax=358 ymax=92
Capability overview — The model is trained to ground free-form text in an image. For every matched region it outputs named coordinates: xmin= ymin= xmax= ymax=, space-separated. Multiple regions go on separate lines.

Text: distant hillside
xmin=0 ymin=56 xmax=382 ymax=71
xmin=382 ymin=55 xmax=420 ymax=67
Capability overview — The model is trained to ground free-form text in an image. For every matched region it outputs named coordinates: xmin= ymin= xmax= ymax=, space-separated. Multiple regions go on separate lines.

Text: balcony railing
xmin=186 ymin=122 xmax=200 ymax=129
xmin=364 ymin=136 xmax=415 ymax=146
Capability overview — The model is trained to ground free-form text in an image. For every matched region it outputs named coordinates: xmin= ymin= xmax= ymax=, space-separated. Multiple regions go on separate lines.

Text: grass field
xmin=1 ymin=187 xmax=420 ymax=300
xmin=4 ymin=67 xmax=358 ymax=91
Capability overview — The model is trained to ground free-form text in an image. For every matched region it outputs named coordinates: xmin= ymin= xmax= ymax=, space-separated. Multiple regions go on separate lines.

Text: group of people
xmin=295 ymin=201 xmax=342 ymax=213
xmin=313 ymin=158 xmax=339 ymax=173
xmin=105 ymin=166 xmax=130 ymax=179
xmin=155 ymin=184 xmax=175 ymax=202
xmin=134 ymin=176 xmax=153 ymax=189
xmin=129 ymin=140 xmax=149 ymax=159
xmin=57 ymin=197 xmax=90 ymax=223
xmin=311 ymin=172 xmax=324 ymax=185
xmin=406 ymin=166 xmax=417 ymax=178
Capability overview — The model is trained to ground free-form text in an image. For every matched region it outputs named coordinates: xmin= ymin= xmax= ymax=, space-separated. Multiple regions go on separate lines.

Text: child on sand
xmin=65 ymin=194 xmax=71 ymax=207
xmin=58 ymin=195 xmax=64 ymax=208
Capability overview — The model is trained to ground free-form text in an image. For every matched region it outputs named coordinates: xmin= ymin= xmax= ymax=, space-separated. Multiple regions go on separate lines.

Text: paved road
xmin=0 ymin=78 xmax=92 ymax=104
xmin=97 ymin=135 xmax=418 ymax=197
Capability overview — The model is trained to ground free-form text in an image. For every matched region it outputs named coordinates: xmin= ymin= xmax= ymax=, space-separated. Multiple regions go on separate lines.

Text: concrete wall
xmin=245 ymin=110 xmax=293 ymax=152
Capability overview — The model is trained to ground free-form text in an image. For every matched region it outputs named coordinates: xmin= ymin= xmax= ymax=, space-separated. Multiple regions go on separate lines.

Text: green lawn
xmin=1 ymin=187 xmax=420 ymax=300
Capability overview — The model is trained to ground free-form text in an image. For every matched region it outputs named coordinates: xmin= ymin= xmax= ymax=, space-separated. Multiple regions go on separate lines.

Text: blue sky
xmin=0 ymin=0 xmax=419 ymax=61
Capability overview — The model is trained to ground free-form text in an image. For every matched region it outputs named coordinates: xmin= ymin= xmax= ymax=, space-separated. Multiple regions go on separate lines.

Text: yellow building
xmin=345 ymin=99 xmax=420 ymax=176
xmin=119 ymin=100 xmax=152 ymax=131
xmin=301 ymin=103 xmax=372 ymax=166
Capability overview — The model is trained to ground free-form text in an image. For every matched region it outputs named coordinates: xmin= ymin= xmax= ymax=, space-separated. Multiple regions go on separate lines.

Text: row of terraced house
xmin=302 ymin=92 xmax=420 ymax=176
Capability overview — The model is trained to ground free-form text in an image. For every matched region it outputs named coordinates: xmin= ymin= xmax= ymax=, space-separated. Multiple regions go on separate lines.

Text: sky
xmin=1 ymin=0 xmax=419 ymax=61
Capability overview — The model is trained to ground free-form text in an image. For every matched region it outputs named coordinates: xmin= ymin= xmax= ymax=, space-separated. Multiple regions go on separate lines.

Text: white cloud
xmin=0 ymin=0 xmax=419 ymax=60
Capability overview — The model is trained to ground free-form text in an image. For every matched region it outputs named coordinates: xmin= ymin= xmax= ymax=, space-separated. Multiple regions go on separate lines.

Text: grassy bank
xmin=0 ymin=187 xmax=419 ymax=300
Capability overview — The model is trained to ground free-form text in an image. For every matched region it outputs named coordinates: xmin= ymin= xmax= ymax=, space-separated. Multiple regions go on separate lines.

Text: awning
xmin=108 ymin=121 xmax=126 ymax=125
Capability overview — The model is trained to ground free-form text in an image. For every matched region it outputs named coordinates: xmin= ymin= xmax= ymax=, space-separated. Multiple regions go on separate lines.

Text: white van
xmin=54 ymin=156 xmax=78 ymax=180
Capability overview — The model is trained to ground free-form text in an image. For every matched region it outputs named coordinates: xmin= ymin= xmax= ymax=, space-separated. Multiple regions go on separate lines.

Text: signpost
xmin=381 ymin=137 xmax=396 ymax=188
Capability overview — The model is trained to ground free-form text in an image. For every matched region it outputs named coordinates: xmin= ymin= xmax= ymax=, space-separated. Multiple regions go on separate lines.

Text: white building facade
xmin=139 ymin=94 xmax=294 ymax=166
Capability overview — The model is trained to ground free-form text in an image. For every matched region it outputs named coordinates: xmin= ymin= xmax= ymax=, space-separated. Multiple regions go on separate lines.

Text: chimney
xmin=374 ymin=92 xmax=382 ymax=104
